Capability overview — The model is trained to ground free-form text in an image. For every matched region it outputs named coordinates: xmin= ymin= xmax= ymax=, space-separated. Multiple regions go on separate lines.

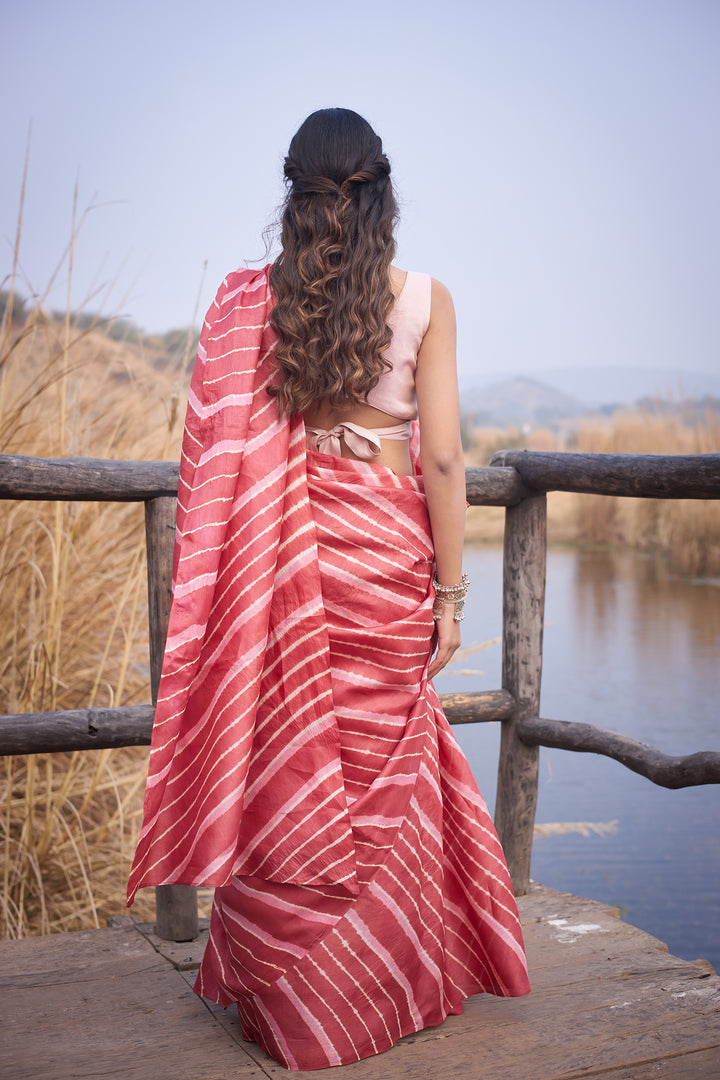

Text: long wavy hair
xmin=268 ymin=108 xmax=398 ymax=418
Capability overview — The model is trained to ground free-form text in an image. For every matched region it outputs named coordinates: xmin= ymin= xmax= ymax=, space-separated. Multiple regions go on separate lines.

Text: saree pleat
xmin=195 ymin=451 xmax=530 ymax=1071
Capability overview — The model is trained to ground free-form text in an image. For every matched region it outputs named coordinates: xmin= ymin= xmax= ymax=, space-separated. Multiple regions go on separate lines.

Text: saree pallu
xmin=195 ymin=450 xmax=530 ymax=1071
xmin=127 ymin=267 xmax=362 ymax=903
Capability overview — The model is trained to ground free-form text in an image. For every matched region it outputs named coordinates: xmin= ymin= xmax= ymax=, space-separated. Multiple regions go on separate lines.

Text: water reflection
xmin=434 ymin=544 xmax=720 ymax=971
xmin=574 ymin=547 xmax=720 ymax=666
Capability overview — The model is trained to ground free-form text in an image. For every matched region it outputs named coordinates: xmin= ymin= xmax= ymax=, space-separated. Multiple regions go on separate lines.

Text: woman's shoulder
xmin=389 ymin=268 xmax=428 ymax=330
xmin=390 ymin=269 xmax=454 ymax=340
xmin=428 ymin=276 xmax=454 ymax=316
xmin=390 ymin=266 xmax=429 ymax=292
xmin=402 ymin=275 xmax=455 ymax=355
xmin=392 ymin=268 xmax=453 ymax=305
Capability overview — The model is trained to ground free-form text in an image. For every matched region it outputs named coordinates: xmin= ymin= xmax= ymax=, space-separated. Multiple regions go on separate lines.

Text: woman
xmin=128 ymin=108 xmax=529 ymax=1071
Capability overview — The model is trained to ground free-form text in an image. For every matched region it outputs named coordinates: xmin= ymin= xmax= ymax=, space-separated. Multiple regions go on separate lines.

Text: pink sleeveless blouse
xmin=305 ymin=271 xmax=432 ymax=459
xmin=367 ymin=270 xmax=432 ymax=419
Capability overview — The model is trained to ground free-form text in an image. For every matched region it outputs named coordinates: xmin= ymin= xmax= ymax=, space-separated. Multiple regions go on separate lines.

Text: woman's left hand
xmin=428 ymin=604 xmax=461 ymax=679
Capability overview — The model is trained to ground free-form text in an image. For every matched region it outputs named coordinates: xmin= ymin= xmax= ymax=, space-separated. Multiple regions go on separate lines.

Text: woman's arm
xmin=415 ymin=278 xmax=466 ymax=679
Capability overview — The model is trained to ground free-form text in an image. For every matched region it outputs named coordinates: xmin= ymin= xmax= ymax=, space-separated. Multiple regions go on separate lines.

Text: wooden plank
xmin=583 ymin=1048 xmax=720 ymax=1078
xmin=518 ymin=716 xmax=720 ymax=788
xmin=494 ymin=494 xmax=546 ymax=894
xmin=0 ymin=920 xmax=166 ymax=986
xmin=0 ymin=453 xmax=179 ymax=500
xmin=131 ymin=917 xmax=210 ymax=971
xmin=490 ymin=450 xmax=720 ymax=499
xmin=0 ymin=924 xmax=265 ymax=1080
xmin=0 ymin=886 xmax=717 ymax=1080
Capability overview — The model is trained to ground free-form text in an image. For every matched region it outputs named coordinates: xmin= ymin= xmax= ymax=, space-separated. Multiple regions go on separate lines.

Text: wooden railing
xmin=1 ymin=450 xmax=719 ymax=941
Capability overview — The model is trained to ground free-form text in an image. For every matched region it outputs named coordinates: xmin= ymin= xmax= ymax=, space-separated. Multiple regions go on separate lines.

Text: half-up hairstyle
xmin=269 ymin=108 xmax=398 ymax=418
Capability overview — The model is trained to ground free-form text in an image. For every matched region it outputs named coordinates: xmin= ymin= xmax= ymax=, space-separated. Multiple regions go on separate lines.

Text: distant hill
xmin=461 ymin=365 xmax=720 ymax=410
xmin=461 ymin=377 xmax=586 ymax=426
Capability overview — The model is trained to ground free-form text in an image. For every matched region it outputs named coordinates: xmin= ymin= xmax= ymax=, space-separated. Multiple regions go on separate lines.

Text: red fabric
xmin=128 ymin=265 xmax=529 ymax=1070
xmin=196 ymin=450 xmax=530 ymax=1070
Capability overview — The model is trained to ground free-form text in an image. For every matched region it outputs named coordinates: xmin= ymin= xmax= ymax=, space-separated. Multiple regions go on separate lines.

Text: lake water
xmin=434 ymin=545 xmax=720 ymax=972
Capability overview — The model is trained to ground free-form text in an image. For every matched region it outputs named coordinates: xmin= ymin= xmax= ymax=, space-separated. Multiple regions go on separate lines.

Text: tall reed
xmin=1 ymin=199 xmax=188 ymax=936
xmin=569 ymin=408 xmax=720 ymax=575
xmin=465 ymin=409 xmax=720 ymax=575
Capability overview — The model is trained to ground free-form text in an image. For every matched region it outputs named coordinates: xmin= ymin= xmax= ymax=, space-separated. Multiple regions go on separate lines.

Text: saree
xmin=128 ymin=266 xmax=530 ymax=1070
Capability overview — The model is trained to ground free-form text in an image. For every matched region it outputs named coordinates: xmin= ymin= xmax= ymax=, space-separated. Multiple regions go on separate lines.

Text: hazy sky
xmin=3 ymin=0 xmax=719 ymax=390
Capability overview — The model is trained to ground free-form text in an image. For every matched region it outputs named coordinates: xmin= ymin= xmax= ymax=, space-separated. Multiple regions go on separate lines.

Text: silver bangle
xmin=432 ymin=573 xmax=468 ymax=622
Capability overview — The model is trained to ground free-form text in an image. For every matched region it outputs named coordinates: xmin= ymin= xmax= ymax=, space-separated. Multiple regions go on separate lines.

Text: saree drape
xmin=127 ymin=266 xmax=360 ymax=903
xmin=127 ymin=266 xmax=530 ymax=1071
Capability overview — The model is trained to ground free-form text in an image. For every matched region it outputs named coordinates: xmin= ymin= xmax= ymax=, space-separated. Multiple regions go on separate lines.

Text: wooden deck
xmin=2 ymin=884 xmax=718 ymax=1079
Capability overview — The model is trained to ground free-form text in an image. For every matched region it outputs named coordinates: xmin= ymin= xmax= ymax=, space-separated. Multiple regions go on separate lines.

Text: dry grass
xmin=1 ymin=200 xmax=189 ymax=935
xmin=465 ymin=411 xmax=720 ymax=575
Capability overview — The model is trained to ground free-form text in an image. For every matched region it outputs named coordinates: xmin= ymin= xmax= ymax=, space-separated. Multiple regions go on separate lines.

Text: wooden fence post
xmin=494 ymin=493 xmax=547 ymax=895
xmin=144 ymin=496 xmax=199 ymax=942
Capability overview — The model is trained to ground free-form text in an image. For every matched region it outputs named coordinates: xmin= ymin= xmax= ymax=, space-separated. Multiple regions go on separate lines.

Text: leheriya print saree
xmin=128 ymin=266 xmax=529 ymax=1071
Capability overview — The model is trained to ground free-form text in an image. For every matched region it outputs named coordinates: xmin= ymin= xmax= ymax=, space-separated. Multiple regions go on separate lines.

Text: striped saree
xmin=128 ymin=267 xmax=529 ymax=1071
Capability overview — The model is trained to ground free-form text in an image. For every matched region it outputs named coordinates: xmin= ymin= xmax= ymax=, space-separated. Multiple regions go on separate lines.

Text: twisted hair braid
xmin=268 ymin=109 xmax=399 ymax=418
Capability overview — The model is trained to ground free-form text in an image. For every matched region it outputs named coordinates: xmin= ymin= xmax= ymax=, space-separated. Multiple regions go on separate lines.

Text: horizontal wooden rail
xmin=490 ymin=451 xmax=720 ymax=499
xmin=464 ymin=467 xmax=530 ymax=506
xmin=517 ymin=716 xmax=720 ymax=789
xmin=0 ymin=691 xmax=515 ymax=756
xmin=0 ymin=706 xmax=156 ymax=755
xmin=0 ymin=455 xmax=179 ymax=501
xmin=440 ymin=689 xmax=515 ymax=724
xmin=0 ymin=456 xmax=532 ymax=508
xmin=3 ymin=453 xmax=719 ymax=505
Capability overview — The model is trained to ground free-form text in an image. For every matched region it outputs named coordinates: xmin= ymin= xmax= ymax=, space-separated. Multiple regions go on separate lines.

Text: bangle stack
xmin=432 ymin=572 xmax=469 ymax=622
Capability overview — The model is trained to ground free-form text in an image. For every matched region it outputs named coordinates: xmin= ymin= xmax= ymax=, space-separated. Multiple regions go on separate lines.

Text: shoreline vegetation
xmin=464 ymin=417 xmax=720 ymax=576
xmin=1 ymin=284 xmax=719 ymax=937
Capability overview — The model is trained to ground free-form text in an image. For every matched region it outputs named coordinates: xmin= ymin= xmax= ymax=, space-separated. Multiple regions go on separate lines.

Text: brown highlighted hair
xmin=269 ymin=108 xmax=398 ymax=418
